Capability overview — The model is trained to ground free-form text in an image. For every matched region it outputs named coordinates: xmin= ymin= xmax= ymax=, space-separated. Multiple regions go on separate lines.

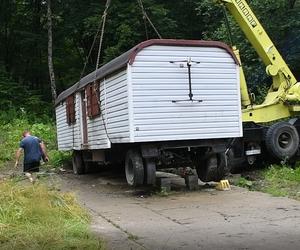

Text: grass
xmin=0 ymin=118 xmax=71 ymax=168
xmin=128 ymin=233 xmax=139 ymax=241
xmin=0 ymin=179 xmax=104 ymax=249
xmin=259 ymin=165 xmax=300 ymax=199
xmin=234 ymin=164 xmax=300 ymax=201
xmin=0 ymin=117 xmax=102 ymax=249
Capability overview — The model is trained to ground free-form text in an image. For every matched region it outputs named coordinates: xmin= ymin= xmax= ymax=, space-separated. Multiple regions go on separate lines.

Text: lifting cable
xmin=95 ymin=0 xmax=110 ymax=71
xmin=73 ymin=0 xmax=162 ymax=145
xmin=137 ymin=0 xmax=162 ymax=39
xmin=93 ymin=0 xmax=111 ymax=141
xmin=72 ymin=0 xmax=111 ymax=148
xmin=143 ymin=13 xmax=149 ymax=40
xmin=79 ymin=0 xmax=111 ymax=81
xmin=221 ymin=5 xmax=233 ymax=47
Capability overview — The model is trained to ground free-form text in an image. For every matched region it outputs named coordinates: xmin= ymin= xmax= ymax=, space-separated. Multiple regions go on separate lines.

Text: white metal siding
xmin=131 ymin=45 xmax=242 ymax=142
xmin=56 ymin=93 xmax=81 ymax=150
xmin=85 ymin=70 xmax=130 ymax=149
xmin=56 ymin=70 xmax=130 ymax=150
xmin=86 ymin=79 xmax=110 ymax=149
xmin=56 ymin=45 xmax=242 ymax=149
xmin=105 ymin=70 xmax=131 ymax=143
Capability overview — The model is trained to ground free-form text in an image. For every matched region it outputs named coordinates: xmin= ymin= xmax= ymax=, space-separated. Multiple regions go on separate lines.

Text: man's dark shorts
xmin=23 ymin=161 xmax=40 ymax=172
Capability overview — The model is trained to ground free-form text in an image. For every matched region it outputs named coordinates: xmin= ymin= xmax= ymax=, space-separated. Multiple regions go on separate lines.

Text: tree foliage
xmin=0 ymin=0 xmax=299 ymax=115
xmin=0 ymin=66 xmax=51 ymax=122
xmin=196 ymin=0 xmax=300 ymax=93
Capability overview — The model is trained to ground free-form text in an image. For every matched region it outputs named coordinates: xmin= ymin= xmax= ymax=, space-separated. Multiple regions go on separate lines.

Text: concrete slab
xmin=59 ymin=171 xmax=300 ymax=250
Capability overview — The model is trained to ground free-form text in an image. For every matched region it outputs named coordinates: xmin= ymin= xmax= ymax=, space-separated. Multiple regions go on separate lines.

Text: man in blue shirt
xmin=15 ymin=130 xmax=49 ymax=173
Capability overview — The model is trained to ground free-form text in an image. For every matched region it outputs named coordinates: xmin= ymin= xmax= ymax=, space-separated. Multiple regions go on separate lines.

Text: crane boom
xmin=219 ymin=0 xmax=300 ymax=123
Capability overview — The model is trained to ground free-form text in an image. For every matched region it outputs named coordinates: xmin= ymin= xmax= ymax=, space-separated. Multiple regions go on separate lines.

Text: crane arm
xmin=220 ymin=0 xmax=297 ymax=85
xmin=219 ymin=0 xmax=300 ymax=123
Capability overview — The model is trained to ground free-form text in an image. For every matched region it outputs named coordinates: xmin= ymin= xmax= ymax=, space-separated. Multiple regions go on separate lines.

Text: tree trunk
xmin=47 ymin=0 xmax=57 ymax=102
xmin=289 ymin=0 xmax=297 ymax=9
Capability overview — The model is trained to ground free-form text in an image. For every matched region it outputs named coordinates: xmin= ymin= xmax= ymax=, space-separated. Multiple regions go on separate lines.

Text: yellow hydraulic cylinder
xmin=232 ymin=46 xmax=251 ymax=107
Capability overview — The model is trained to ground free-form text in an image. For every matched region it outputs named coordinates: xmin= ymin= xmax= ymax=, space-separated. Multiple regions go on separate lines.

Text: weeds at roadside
xmin=259 ymin=165 xmax=300 ymax=200
xmin=234 ymin=164 xmax=300 ymax=201
xmin=128 ymin=233 xmax=139 ymax=241
xmin=155 ymin=187 xmax=171 ymax=197
xmin=235 ymin=177 xmax=253 ymax=189
xmin=0 ymin=116 xmax=99 ymax=249
xmin=0 ymin=179 xmax=104 ymax=249
xmin=0 ymin=118 xmax=71 ymax=169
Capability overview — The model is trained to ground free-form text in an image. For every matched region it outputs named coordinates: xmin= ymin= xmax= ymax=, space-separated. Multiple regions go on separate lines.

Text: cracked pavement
xmin=58 ymin=169 xmax=300 ymax=250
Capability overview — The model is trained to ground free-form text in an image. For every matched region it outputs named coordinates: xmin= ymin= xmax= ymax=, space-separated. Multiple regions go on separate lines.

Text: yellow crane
xmin=219 ymin=0 xmax=300 ymax=123
xmin=217 ymin=0 xmax=300 ymax=163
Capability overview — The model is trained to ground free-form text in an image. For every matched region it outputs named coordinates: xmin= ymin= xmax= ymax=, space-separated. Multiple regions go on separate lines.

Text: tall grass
xmin=0 ymin=117 xmax=71 ymax=168
xmin=260 ymin=165 xmax=300 ymax=199
xmin=235 ymin=164 xmax=300 ymax=201
xmin=0 ymin=180 xmax=103 ymax=249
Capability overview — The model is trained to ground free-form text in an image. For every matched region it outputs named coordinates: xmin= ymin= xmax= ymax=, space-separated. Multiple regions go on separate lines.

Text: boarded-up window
xmin=86 ymin=82 xmax=100 ymax=118
xmin=66 ymin=95 xmax=76 ymax=125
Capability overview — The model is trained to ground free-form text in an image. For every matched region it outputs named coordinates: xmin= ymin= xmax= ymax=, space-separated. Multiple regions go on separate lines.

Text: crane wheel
xmin=72 ymin=150 xmax=85 ymax=175
xmin=196 ymin=153 xmax=227 ymax=182
xmin=125 ymin=149 xmax=144 ymax=186
xmin=265 ymin=122 xmax=299 ymax=160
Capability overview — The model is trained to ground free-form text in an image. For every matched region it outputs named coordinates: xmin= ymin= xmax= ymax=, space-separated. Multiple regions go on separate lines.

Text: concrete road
xmin=59 ymin=169 xmax=300 ymax=250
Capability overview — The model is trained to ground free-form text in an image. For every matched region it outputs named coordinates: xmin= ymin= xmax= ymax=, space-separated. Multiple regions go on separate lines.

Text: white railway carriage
xmin=55 ymin=39 xmax=242 ymax=185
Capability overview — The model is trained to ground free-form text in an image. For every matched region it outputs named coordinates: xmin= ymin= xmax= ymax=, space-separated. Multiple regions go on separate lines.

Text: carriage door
xmin=81 ymin=90 xmax=88 ymax=146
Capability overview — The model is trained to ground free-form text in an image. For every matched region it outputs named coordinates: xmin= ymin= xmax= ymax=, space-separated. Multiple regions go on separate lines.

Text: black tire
xmin=196 ymin=153 xmax=226 ymax=182
xmin=72 ymin=151 xmax=85 ymax=175
xmin=125 ymin=149 xmax=144 ymax=186
xmin=226 ymin=148 xmax=240 ymax=174
xmin=265 ymin=122 xmax=299 ymax=160
xmin=144 ymin=159 xmax=156 ymax=185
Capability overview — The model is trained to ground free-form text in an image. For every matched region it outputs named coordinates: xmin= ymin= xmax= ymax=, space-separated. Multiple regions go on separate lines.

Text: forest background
xmin=1 ymin=2 xmax=299 ymax=248
xmin=1 ymin=0 xmax=299 ymax=120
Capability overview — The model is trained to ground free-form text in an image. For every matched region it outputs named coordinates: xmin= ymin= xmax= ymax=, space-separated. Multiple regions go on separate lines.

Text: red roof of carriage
xmin=55 ymin=39 xmax=239 ymax=106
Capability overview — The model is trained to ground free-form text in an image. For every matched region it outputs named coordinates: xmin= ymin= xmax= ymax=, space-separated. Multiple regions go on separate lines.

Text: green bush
xmin=236 ymin=177 xmax=253 ymax=189
xmin=0 ymin=117 xmax=70 ymax=169
xmin=48 ymin=150 xmax=72 ymax=168
xmin=0 ymin=119 xmax=31 ymax=165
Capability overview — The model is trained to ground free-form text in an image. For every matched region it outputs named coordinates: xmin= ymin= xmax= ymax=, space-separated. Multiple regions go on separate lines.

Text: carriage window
xmin=86 ymin=82 xmax=100 ymax=118
xmin=66 ymin=94 xmax=76 ymax=125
